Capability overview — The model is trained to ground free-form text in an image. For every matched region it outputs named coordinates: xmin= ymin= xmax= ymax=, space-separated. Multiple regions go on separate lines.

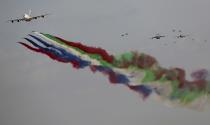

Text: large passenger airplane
xmin=8 ymin=10 xmax=50 ymax=23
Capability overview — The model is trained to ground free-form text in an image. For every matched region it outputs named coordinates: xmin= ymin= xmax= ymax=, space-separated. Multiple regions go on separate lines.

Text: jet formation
xmin=151 ymin=29 xmax=189 ymax=40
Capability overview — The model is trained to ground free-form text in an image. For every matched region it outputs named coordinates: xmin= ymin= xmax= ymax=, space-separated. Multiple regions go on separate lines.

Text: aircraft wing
xmin=31 ymin=14 xmax=50 ymax=19
xmin=8 ymin=18 xmax=25 ymax=23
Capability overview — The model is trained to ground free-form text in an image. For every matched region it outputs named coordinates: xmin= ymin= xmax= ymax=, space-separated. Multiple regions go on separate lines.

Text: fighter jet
xmin=176 ymin=34 xmax=188 ymax=38
xmin=8 ymin=10 xmax=50 ymax=23
xmin=151 ymin=34 xmax=165 ymax=39
xmin=121 ymin=33 xmax=128 ymax=37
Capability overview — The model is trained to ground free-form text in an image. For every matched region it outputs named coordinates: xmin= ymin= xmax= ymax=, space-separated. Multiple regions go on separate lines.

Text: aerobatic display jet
xmin=176 ymin=34 xmax=188 ymax=38
xmin=121 ymin=33 xmax=128 ymax=37
xmin=8 ymin=10 xmax=49 ymax=23
xmin=151 ymin=34 xmax=165 ymax=39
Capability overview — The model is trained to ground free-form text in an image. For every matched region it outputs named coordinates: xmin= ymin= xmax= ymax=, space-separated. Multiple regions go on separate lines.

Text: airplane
xmin=176 ymin=34 xmax=188 ymax=38
xmin=8 ymin=10 xmax=49 ymax=23
xmin=151 ymin=34 xmax=165 ymax=39
xmin=121 ymin=33 xmax=128 ymax=37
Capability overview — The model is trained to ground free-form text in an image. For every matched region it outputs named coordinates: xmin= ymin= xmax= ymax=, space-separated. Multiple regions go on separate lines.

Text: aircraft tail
xmin=28 ymin=9 xmax=31 ymax=16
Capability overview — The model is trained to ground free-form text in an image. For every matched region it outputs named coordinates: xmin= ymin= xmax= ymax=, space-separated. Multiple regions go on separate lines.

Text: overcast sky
xmin=0 ymin=0 xmax=210 ymax=125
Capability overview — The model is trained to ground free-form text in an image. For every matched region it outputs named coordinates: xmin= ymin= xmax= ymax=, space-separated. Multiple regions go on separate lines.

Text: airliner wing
xmin=31 ymin=14 xmax=50 ymax=20
xmin=8 ymin=18 xmax=25 ymax=23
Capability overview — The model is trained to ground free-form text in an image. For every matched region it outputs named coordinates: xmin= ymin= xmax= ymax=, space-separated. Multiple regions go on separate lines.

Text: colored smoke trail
xmin=19 ymin=31 xmax=210 ymax=110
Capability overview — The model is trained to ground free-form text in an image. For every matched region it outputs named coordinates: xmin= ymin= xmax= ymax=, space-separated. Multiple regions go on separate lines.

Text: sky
xmin=0 ymin=0 xmax=210 ymax=125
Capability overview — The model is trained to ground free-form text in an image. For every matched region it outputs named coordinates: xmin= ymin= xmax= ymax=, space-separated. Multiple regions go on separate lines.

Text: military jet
xmin=151 ymin=34 xmax=165 ymax=39
xmin=8 ymin=10 xmax=50 ymax=23
xmin=121 ymin=33 xmax=128 ymax=37
xmin=176 ymin=34 xmax=188 ymax=38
